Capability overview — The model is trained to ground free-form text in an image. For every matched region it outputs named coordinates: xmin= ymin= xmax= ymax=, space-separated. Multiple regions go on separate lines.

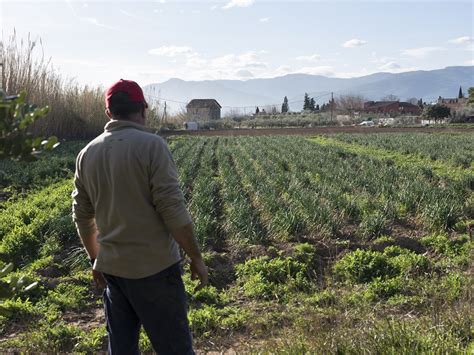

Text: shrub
xmin=40 ymin=283 xmax=89 ymax=312
xmin=188 ymin=305 xmax=248 ymax=337
xmin=191 ymin=285 xmax=229 ymax=306
xmin=334 ymin=249 xmax=397 ymax=283
xmin=0 ymin=180 xmax=74 ymax=265
xmin=334 ymin=247 xmax=431 ymax=284
xmin=364 ymin=276 xmax=404 ymax=300
xmin=236 ymin=256 xmax=311 ymax=300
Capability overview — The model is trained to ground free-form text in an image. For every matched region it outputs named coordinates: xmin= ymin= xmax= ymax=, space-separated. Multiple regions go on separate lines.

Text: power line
xmin=144 ymin=92 xmax=333 ymax=110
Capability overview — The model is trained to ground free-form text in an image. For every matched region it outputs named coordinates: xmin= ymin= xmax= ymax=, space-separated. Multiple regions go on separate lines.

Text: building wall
xmin=400 ymin=106 xmax=421 ymax=115
xmin=437 ymin=97 xmax=468 ymax=111
xmin=365 ymin=102 xmax=399 ymax=114
xmin=365 ymin=102 xmax=421 ymax=115
xmin=187 ymin=106 xmax=221 ymax=120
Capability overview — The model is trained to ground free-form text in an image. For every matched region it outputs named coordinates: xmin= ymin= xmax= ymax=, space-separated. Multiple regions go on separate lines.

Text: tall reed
xmin=1 ymin=31 xmax=106 ymax=139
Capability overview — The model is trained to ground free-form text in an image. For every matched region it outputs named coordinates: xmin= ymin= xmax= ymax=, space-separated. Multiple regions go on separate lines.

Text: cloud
xmin=245 ymin=63 xmax=267 ymax=69
xmin=370 ymin=52 xmax=395 ymax=65
xmin=148 ymin=46 xmax=194 ymax=57
xmin=210 ymin=51 xmax=267 ymax=69
xmin=186 ymin=56 xmax=208 ymax=68
xmin=222 ymin=0 xmax=255 ymax=10
xmin=180 ymin=50 xmax=269 ymax=80
xmin=236 ymin=69 xmax=254 ymax=78
xmin=379 ymin=61 xmax=401 ymax=71
xmin=401 ymin=46 xmax=446 ymax=58
xmin=276 ymin=65 xmax=292 ymax=74
xmin=296 ymin=54 xmax=321 ymax=62
xmin=259 ymin=17 xmax=270 ymax=23
xmin=448 ymin=36 xmax=473 ymax=45
xmin=342 ymin=38 xmax=367 ymax=48
xmin=65 ymin=1 xmax=120 ymax=31
xmin=466 ymin=59 xmax=474 ymax=65
xmin=210 ymin=5 xmax=218 ymax=10
xmin=296 ymin=66 xmax=334 ymax=76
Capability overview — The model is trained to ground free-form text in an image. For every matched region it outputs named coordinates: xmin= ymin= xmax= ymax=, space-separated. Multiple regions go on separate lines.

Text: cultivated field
xmin=0 ymin=132 xmax=472 ymax=353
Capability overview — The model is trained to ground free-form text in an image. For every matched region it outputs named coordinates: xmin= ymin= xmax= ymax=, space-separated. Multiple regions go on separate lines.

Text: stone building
xmin=437 ymin=96 xmax=468 ymax=111
xmin=186 ymin=99 xmax=221 ymax=120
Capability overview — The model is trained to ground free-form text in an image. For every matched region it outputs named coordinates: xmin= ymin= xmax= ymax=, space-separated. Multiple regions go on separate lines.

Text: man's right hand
xmin=92 ymin=269 xmax=107 ymax=291
xmin=190 ymin=257 xmax=208 ymax=291
xmin=170 ymin=223 xmax=209 ymax=291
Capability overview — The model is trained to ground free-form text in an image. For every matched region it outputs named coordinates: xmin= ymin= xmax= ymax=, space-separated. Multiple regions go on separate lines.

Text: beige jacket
xmin=72 ymin=120 xmax=191 ymax=279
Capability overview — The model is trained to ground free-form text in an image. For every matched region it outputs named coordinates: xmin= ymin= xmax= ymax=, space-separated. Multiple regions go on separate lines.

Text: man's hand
xmin=170 ymin=223 xmax=209 ymax=291
xmin=190 ymin=258 xmax=208 ymax=291
xmin=92 ymin=269 xmax=107 ymax=290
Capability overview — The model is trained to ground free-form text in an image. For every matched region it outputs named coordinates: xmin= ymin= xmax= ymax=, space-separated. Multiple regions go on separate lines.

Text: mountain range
xmin=143 ymin=66 xmax=474 ymax=114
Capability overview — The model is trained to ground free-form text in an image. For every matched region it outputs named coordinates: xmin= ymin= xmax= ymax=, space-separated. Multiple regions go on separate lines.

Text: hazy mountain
xmin=143 ymin=66 xmax=474 ymax=114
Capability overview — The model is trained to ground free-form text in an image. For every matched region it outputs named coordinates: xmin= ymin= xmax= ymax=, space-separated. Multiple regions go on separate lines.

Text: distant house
xmin=364 ymin=101 xmax=421 ymax=115
xmin=186 ymin=99 xmax=221 ymax=121
xmin=437 ymin=96 xmax=468 ymax=111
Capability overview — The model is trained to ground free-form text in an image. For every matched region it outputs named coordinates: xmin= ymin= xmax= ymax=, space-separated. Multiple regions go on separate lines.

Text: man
xmin=72 ymin=79 xmax=208 ymax=355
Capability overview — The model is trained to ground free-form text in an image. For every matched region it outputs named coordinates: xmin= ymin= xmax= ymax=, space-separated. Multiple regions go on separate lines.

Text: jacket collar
xmin=104 ymin=120 xmax=154 ymax=133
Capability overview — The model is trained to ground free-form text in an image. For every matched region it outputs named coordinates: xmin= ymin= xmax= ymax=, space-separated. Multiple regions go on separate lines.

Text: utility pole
xmin=330 ymin=92 xmax=334 ymax=122
xmin=162 ymin=101 xmax=167 ymax=125
xmin=0 ymin=62 xmax=4 ymax=92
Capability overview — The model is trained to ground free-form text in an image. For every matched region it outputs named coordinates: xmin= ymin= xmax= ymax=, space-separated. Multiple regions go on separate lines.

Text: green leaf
xmin=32 ymin=137 xmax=43 ymax=148
xmin=43 ymin=136 xmax=58 ymax=150
xmin=0 ymin=305 xmax=13 ymax=317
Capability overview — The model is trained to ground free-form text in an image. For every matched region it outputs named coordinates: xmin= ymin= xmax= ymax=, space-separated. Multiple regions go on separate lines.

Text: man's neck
xmin=112 ymin=115 xmax=145 ymax=126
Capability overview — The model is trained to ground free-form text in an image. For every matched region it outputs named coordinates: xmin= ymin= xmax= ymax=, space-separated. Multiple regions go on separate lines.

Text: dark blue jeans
xmin=103 ymin=262 xmax=194 ymax=355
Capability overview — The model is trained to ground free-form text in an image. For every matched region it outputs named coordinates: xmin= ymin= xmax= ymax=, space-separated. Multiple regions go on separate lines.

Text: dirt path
xmin=161 ymin=126 xmax=474 ymax=137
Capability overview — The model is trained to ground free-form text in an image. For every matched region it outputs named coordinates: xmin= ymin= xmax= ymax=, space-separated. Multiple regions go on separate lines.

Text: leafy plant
xmin=0 ymin=91 xmax=58 ymax=160
xmin=0 ymin=263 xmax=38 ymax=316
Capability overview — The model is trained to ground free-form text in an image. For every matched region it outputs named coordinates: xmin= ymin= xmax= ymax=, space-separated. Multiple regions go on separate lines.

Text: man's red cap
xmin=105 ymin=79 xmax=146 ymax=108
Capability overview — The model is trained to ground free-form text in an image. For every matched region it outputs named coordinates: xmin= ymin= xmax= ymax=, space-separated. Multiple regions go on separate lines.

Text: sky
xmin=1 ymin=0 xmax=473 ymax=87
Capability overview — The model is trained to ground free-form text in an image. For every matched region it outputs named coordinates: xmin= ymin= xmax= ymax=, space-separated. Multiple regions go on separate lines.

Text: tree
xmin=255 ymin=106 xmax=260 ymax=115
xmin=458 ymin=86 xmax=464 ymax=99
xmin=423 ymin=104 xmax=451 ymax=123
xmin=1 ymin=91 xmax=58 ymax=160
xmin=381 ymin=94 xmax=399 ymax=102
xmin=303 ymin=93 xmax=310 ymax=111
xmin=407 ymin=97 xmax=418 ymax=105
xmin=337 ymin=94 xmax=365 ymax=115
xmin=309 ymin=98 xmax=316 ymax=111
xmin=315 ymin=104 xmax=320 ymax=111
xmin=281 ymin=96 xmax=289 ymax=113
xmin=417 ymin=98 xmax=424 ymax=108
xmin=468 ymin=87 xmax=474 ymax=105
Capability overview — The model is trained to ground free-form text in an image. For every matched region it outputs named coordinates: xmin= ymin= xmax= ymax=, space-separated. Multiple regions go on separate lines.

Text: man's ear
xmin=105 ymin=109 xmax=113 ymax=119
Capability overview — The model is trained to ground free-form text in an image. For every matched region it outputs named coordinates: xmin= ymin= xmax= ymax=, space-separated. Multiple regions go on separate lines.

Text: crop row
xmin=171 ymin=136 xmax=472 ymax=248
xmin=330 ymin=133 xmax=474 ymax=169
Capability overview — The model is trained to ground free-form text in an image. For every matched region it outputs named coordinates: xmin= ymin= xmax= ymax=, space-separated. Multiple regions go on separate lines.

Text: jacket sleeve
xmin=149 ymin=138 xmax=192 ymax=230
xmin=71 ymin=150 xmax=97 ymax=236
